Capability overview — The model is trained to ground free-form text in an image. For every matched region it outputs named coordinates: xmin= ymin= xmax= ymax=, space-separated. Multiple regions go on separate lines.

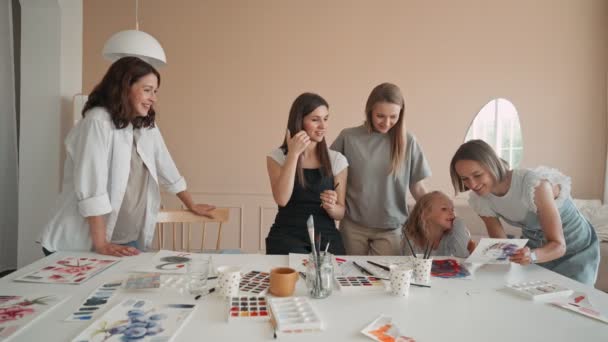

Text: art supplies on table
xmin=132 ymin=250 xmax=193 ymax=274
xmin=465 ymin=238 xmax=528 ymax=264
xmin=268 ymin=296 xmax=323 ymax=336
xmin=13 ymin=256 xmax=119 ymax=285
xmin=361 ymin=315 xmax=415 ymax=342
xmin=66 ymin=281 xmax=122 ymax=322
xmin=504 ymin=280 xmax=573 ymax=301
xmin=551 ymin=292 xmax=608 ymax=324
xmin=288 ymin=253 xmax=345 ymax=273
xmin=0 ymin=294 xmax=68 ymax=341
xmin=72 ymin=298 xmax=196 ymax=342
xmin=239 ymin=271 xmax=270 ymax=295
xmin=226 ymin=296 xmax=269 ymax=321
xmin=335 ymin=276 xmax=386 ymax=293
xmin=431 ymin=258 xmax=472 ymax=280
xmin=123 ymin=273 xmax=161 ymax=290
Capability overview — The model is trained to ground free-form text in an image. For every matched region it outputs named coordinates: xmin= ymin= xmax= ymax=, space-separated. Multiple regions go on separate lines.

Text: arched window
xmin=465 ymin=98 xmax=523 ymax=167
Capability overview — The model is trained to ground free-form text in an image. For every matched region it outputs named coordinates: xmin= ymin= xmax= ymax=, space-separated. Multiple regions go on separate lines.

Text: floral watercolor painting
xmin=0 ymin=294 xmax=67 ymax=341
xmin=72 ymin=299 xmax=196 ymax=342
xmin=13 ymin=257 xmax=119 ymax=285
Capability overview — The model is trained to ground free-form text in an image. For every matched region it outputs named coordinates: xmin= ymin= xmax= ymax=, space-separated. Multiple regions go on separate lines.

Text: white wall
xmin=0 ymin=0 xmax=19 ymax=272
xmin=18 ymin=0 xmax=81 ymax=267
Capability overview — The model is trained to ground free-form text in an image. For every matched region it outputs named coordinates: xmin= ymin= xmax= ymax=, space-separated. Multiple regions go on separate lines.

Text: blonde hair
xmin=449 ymin=139 xmax=509 ymax=194
xmin=364 ymin=83 xmax=407 ymax=175
xmin=403 ymin=191 xmax=449 ymax=251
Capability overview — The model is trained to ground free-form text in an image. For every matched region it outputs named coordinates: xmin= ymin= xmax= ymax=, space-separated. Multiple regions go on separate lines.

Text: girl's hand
xmin=189 ymin=203 xmax=216 ymax=218
xmin=320 ymin=189 xmax=338 ymax=211
xmin=509 ymin=246 xmax=532 ymax=265
xmin=95 ymin=243 xmax=139 ymax=257
xmin=285 ymin=129 xmax=310 ymax=156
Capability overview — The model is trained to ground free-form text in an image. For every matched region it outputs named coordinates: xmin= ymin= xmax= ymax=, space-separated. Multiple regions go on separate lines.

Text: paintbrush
xmin=306 ymin=215 xmax=317 ymax=259
xmin=367 ymin=260 xmax=390 ymax=271
xmin=403 ymin=233 xmax=417 ymax=258
xmin=320 ymin=182 xmax=341 ymax=207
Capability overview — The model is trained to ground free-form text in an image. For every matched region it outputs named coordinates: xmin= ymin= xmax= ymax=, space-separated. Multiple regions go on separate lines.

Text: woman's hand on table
xmin=95 ymin=243 xmax=140 ymax=257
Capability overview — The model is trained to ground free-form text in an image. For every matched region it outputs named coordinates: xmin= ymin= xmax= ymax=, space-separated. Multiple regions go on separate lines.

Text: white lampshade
xmin=102 ymin=30 xmax=167 ymax=68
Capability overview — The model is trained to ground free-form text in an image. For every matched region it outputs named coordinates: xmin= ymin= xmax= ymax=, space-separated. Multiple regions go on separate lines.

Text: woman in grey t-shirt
xmin=331 ymin=83 xmax=431 ymax=255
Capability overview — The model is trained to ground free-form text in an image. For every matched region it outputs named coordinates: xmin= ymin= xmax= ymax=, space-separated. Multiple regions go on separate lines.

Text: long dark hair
xmin=280 ymin=93 xmax=332 ymax=188
xmin=82 ymin=57 xmax=160 ymax=129
xmin=364 ymin=82 xmax=406 ymax=174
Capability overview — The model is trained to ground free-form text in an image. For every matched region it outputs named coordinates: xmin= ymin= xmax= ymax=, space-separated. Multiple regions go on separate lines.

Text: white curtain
xmin=0 ymin=0 xmax=19 ymax=271
xmin=604 ymin=72 xmax=608 ymax=204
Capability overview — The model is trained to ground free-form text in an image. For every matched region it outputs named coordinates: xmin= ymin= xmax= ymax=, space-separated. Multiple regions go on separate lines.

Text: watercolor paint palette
xmin=335 ymin=276 xmax=386 ymax=293
xmin=268 ymin=297 xmax=323 ymax=336
xmin=505 ymin=280 xmax=573 ymax=301
xmin=226 ymin=296 xmax=270 ymax=321
xmin=13 ymin=257 xmax=119 ymax=285
xmin=239 ymin=271 xmax=270 ymax=295
xmin=66 ymin=281 xmax=122 ymax=322
xmin=0 ymin=294 xmax=68 ymax=341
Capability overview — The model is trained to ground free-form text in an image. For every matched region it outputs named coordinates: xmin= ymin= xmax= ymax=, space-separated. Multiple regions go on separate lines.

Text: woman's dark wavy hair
xmin=82 ymin=56 xmax=160 ymax=129
xmin=280 ymin=93 xmax=332 ymax=188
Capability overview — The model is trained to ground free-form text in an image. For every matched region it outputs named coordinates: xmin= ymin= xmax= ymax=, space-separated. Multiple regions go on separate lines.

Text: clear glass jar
xmin=306 ymin=252 xmax=334 ymax=299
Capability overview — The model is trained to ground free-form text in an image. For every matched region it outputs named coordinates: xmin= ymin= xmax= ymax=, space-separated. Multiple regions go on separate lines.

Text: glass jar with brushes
xmin=305 ymin=251 xmax=334 ymax=299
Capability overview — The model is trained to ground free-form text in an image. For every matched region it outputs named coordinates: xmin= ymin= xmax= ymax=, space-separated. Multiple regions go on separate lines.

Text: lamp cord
xmin=135 ymin=0 xmax=139 ymax=30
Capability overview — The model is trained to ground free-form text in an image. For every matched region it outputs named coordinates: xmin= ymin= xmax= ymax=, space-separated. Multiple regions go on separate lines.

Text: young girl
xmin=331 ymin=83 xmax=431 ymax=255
xmin=265 ymin=93 xmax=348 ymax=255
xmin=402 ymin=191 xmax=475 ymax=258
xmin=450 ymin=139 xmax=600 ymax=285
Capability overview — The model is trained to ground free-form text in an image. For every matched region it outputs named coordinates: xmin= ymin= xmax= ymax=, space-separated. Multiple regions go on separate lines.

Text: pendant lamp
xmin=102 ymin=0 xmax=166 ymax=67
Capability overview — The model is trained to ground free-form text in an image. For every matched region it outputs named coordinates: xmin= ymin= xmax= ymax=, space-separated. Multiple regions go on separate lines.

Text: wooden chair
xmin=155 ymin=208 xmax=229 ymax=252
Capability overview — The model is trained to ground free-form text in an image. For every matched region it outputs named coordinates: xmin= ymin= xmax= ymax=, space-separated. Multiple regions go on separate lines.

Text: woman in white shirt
xmin=40 ymin=57 xmax=215 ymax=257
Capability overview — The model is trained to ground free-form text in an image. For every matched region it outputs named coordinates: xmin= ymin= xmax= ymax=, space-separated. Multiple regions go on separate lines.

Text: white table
xmin=1 ymin=252 xmax=606 ymax=341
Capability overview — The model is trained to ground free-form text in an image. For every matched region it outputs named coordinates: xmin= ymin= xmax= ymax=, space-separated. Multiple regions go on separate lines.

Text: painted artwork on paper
xmin=72 ymin=299 xmax=196 ymax=342
xmin=0 ymin=294 xmax=67 ymax=341
xmin=361 ymin=315 xmax=415 ymax=342
xmin=431 ymin=259 xmax=472 ymax=279
xmin=13 ymin=257 xmax=119 ymax=284
xmin=132 ymin=250 xmax=192 ymax=274
xmin=465 ymin=238 xmax=528 ymax=264
xmin=551 ymin=292 xmax=608 ymax=324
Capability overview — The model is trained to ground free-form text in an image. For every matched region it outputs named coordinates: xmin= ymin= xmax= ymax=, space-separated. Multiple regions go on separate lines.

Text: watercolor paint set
xmin=268 ymin=297 xmax=323 ymax=336
xmin=505 ymin=280 xmax=573 ymax=301
xmin=65 ymin=281 xmax=122 ymax=322
xmin=239 ymin=271 xmax=270 ymax=295
xmin=13 ymin=257 xmax=119 ymax=285
xmin=335 ymin=276 xmax=386 ymax=293
xmin=226 ymin=296 xmax=270 ymax=321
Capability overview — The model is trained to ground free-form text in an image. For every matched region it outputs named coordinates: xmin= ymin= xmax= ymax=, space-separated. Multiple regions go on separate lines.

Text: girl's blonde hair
xmin=364 ymin=83 xmax=407 ymax=175
xmin=403 ymin=191 xmax=449 ymax=251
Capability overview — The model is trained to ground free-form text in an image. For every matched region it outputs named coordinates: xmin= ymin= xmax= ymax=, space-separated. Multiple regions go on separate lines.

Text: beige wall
xmin=84 ymin=0 xmax=608 ymax=252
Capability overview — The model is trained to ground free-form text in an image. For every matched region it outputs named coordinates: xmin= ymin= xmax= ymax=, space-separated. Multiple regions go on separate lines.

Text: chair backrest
xmin=155 ymin=208 xmax=229 ymax=252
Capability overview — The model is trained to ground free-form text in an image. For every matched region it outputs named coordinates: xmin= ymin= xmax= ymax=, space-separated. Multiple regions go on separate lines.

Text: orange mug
xmin=269 ymin=267 xmax=298 ymax=297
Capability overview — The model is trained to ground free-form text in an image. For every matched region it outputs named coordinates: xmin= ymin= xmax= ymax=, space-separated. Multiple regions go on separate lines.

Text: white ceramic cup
xmin=389 ymin=264 xmax=414 ymax=296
